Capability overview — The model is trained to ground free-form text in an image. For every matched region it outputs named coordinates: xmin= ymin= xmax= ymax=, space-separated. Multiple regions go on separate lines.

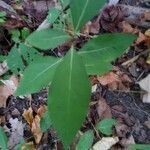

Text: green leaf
xmin=7 ymin=43 xmax=41 ymax=74
xmin=26 ymin=29 xmax=70 ymax=50
xmin=47 ymin=8 xmax=61 ymax=24
xmin=0 ymin=127 xmax=8 ymax=150
xmin=79 ymin=33 xmax=137 ymax=75
xmin=0 ymin=11 xmax=6 ymax=18
xmin=60 ymin=0 xmax=70 ymax=8
xmin=21 ymin=27 xmax=30 ymax=40
xmin=128 ymin=144 xmax=150 ymax=150
xmin=76 ymin=130 xmax=94 ymax=150
xmin=96 ymin=118 xmax=117 ymax=136
xmin=0 ymin=56 xmax=7 ymax=62
xmin=10 ymin=29 xmax=20 ymax=43
xmin=48 ymin=48 xmax=91 ymax=149
xmin=14 ymin=140 xmax=25 ymax=150
xmin=70 ymin=0 xmax=105 ymax=31
xmin=40 ymin=111 xmax=52 ymax=132
xmin=16 ymin=57 xmax=62 ymax=95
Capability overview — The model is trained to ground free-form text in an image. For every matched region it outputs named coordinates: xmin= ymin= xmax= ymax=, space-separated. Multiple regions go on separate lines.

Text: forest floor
xmin=0 ymin=0 xmax=150 ymax=149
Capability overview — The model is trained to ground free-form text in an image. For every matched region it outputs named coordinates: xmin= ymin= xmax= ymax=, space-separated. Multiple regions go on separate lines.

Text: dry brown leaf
xmin=23 ymin=106 xmax=46 ymax=144
xmin=92 ymin=137 xmax=119 ymax=150
xmin=97 ymin=71 xmax=131 ymax=90
xmin=121 ymin=21 xmax=139 ymax=34
xmin=97 ymin=72 xmax=119 ymax=86
xmin=31 ymin=115 xmax=43 ymax=144
xmin=97 ymin=97 xmax=112 ymax=119
xmin=145 ymin=29 xmax=150 ymax=37
xmin=0 ymin=75 xmax=18 ymax=107
xmin=23 ymin=107 xmax=34 ymax=126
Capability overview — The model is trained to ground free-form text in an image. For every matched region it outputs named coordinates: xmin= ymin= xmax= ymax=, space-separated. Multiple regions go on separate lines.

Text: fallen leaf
xmin=0 ymin=76 xmax=18 ymax=107
xmin=31 ymin=115 xmax=43 ymax=144
xmin=138 ymin=74 xmax=150 ymax=103
xmin=122 ymin=21 xmax=139 ymax=34
xmin=8 ymin=118 xmax=24 ymax=149
xmin=92 ymin=137 xmax=119 ymax=150
xmin=97 ymin=71 xmax=131 ymax=90
xmin=97 ymin=97 xmax=112 ymax=119
xmin=23 ymin=106 xmax=46 ymax=144
xmin=23 ymin=107 xmax=34 ymax=126
xmin=120 ymin=135 xmax=135 ymax=148
xmin=145 ymin=29 xmax=150 ymax=37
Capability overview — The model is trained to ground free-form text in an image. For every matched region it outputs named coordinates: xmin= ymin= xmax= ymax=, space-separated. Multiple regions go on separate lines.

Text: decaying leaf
xmin=0 ymin=76 xmax=18 ymax=107
xmin=8 ymin=118 xmax=24 ymax=149
xmin=121 ymin=21 xmax=139 ymax=34
xmin=97 ymin=71 xmax=131 ymax=90
xmin=23 ymin=106 xmax=46 ymax=144
xmin=145 ymin=29 xmax=150 ymax=37
xmin=138 ymin=74 xmax=150 ymax=103
xmin=92 ymin=137 xmax=119 ymax=150
xmin=97 ymin=97 xmax=112 ymax=119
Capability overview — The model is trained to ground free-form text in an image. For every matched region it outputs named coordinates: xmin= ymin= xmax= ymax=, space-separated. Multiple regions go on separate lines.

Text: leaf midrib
xmin=41 ymin=35 xmax=69 ymax=41
xmin=30 ymin=59 xmax=62 ymax=83
xmin=66 ymin=49 xmax=74 ymax=137
xmin=75 ymin=0 xmax=89 ymax=31
xmin=79 ymin=47 xmax=108 ymax=54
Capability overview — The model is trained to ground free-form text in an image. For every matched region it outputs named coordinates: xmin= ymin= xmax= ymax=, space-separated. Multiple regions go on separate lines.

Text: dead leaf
xmin=97 ymin=97 xmax=112 ymax=119
xmin=31 ymin=115 xmax=43 ymax=144
xmin=23 ymin=106 xmax=46 ymax=144
xmin=23 ymin=107 xmax=34 ymax=126
xmin=120 ymin=135 xmax=135 ymax=148
xmin=145 ymin=29 xmax=150 ymax=37
xmin=121 ymin=21 xmax=139 ymax=34
xmin=97 ymin=71 xmax=131 ymax=90
xmin=8 ymin=118 xmax=24 ymax=149
xmin=138 ymin=74 xmax=150 ymax=103
xmin=0 ymin=75 xmax=18 ymax=107
xmin=92 ymin=137 xmax=119 ymax=150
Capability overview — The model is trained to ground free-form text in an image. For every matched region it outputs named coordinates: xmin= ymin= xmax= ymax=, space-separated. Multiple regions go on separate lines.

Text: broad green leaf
xmin=40 ymin=111 xmax=52 ymax=132
xmin=128 ymin=144 xmax=150 ymax=150
xmin=79 ymin=33 xmax=137 ymax=75
xmin=26 ymin=29 xmax=70 ymax=50
xmin=7 ymin=43 xmax=41 ymax=74
xmin=16 ymin=57 xmax=62 ymax=95
xmin=70 ymin=0 xmax=105 ymax=31
xmin=0 ymin=11 xmax=6 ymax=18
xmin=48 ymin=48 xmax=91 ymax=149
xmin=0 ymin=56 xmax=7 ymax=62
xmin=0 ymin=127 xmax=8 ymax=150
xmin=60 ymin=0 xmax=70 ymax=8
xmin=47 ymin=8 xmax=61 ymax=24
xmin=96 ymin=118 xmax=117 ymax=136
xmin=76 ymin=130 xmax=94 ymax=150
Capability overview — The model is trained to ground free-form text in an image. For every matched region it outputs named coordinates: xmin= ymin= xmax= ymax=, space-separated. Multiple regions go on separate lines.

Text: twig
xmin=122 ymin=49 xmax=150 ymax=66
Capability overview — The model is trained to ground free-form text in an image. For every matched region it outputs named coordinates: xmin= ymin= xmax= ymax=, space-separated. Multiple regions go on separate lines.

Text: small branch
xmin=122 ymin=49 xmax=150 ymax=66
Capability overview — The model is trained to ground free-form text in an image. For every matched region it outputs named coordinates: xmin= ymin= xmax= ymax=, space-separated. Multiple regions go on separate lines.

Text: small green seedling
xmin=3 ymin=0 xmax=137 ymax=149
